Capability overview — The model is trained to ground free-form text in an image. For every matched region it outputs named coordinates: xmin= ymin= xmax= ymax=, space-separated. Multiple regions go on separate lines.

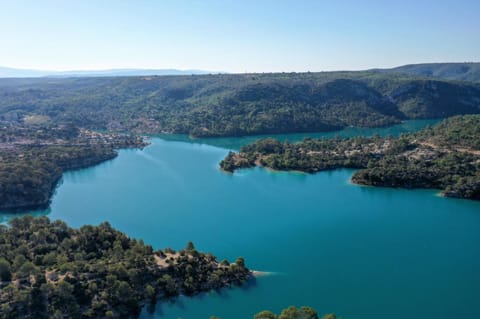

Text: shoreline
xmin=0 ymin=141 xmax=148 ymax=213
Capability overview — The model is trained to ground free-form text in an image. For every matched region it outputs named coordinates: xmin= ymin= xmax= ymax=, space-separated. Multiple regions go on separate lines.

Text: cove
xmin=2 ymin=120 xmax=480 ymax=319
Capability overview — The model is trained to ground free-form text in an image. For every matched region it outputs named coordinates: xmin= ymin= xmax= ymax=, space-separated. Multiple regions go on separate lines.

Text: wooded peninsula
xmin=221 ymin=115 xmax=480 ymax=200
xmin=0 ymin=216 xmax=251 ymax=318
xmin=0 ymin=124 xmax=146 ymax=211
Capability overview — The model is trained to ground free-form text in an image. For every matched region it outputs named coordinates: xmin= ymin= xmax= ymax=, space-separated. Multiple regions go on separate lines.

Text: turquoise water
xmin=157 ymin=119 xmax=440 ymax=150
xmin=2 ymin=120 xmax=480 ymax=319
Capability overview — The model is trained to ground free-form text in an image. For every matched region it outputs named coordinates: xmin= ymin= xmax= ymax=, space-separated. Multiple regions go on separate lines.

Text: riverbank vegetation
xmin=221 ymin=115 xmax=480 ymax=200
xmin=0 ymin=216 xmax=251 ymax=319
xmin=1 ymin=72 xmax=479 ymax=137
xmin=0 ymin=124 xmax=146 ymax=211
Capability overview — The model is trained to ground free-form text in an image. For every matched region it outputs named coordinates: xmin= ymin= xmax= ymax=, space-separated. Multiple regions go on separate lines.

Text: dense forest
xmin=0 ymin=124 xmax=146 ymax=211
xmin=221 ymin=115 xmax=480 ymax=200
xmin=0 ymin=72 xmax=479 ymax=137
xmin=0 ymin=216 xmax=251 ymax=319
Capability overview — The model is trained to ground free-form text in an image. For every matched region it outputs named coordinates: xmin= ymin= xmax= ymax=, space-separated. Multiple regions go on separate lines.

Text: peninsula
xmin=0 ymin=216 xmax=251 ymax=318
xmin=0 ymin=123 xmax=147 ymax=211
xmin=220 ymin=115 xmax=480 ymax=200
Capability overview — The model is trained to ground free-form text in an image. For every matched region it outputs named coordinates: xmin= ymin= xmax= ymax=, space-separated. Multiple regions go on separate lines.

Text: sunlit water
xmin=2 ymin=120 xmax=480 ymax=319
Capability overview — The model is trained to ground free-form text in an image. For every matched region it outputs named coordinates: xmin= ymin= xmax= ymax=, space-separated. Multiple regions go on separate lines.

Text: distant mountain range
xmin=0 ymin=66 xmax=213 ymax=78
xmin=376 ymin=62 xmax=480 ymax=82
xmin=2 ymin=63 xmax=480 ymax=82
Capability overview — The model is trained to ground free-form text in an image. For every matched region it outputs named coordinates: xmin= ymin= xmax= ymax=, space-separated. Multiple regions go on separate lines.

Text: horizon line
xmin=1 ymin=61 xmax=479 ymax=75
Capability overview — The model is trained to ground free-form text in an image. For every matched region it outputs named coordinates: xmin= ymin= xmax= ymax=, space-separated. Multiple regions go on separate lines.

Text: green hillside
xmin=0 ymin=72 xmax=479 ymax=137
xmin=381 ymin=63 xmax=480 ymax=82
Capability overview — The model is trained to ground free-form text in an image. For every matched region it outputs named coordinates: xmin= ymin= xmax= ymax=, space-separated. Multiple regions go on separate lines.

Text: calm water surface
xmin=2 ymin=120 xmax=480 ymax=319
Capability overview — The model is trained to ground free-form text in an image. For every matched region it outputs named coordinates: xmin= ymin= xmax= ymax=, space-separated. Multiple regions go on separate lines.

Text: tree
xmin=186 ymin=241 xmax=195 ymax=251
xmin=17 ymin=261 xmax=39 ymax=280
xmin=254 ymin=310 xmax=277 ymax=319
xmin=0 ymin=258 xmax=12 ymax=281
xmin=278 ymin=306 xmax=319 ymax=319
xmin=235 ymin=257 xmax=245 ymax=268
xmin=145 ymin=284 xmax=156 ymax=300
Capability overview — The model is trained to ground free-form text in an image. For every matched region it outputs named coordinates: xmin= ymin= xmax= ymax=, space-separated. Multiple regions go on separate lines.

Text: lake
xmin=2 ymin=120 xmax=480 ymax=319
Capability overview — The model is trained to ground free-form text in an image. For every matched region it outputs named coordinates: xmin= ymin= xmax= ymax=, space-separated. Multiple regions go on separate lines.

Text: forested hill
xmin=380 ymin=63 xmax=480 ymax=82
xmin=0 ymin=72 xmax=479 ymax=137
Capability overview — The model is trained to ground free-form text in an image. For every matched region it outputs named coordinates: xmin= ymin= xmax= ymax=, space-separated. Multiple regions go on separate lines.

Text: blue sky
xmin=0 ymin=0 xmax=479 ymax=72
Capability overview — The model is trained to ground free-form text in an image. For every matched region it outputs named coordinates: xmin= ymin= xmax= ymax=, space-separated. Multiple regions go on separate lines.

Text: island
xmin=0 ymin=123 xmax=147 ymax=211
xmin=0 ymin=216 xmax=251 ymax=318
xmin=220 ymin=115 xmax=480 ymax=200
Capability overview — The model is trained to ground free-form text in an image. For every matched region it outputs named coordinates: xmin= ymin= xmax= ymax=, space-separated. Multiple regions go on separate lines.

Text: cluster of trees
xmin=0 ymin=124 xmax=146 ymax=211
xmin=413 ymin=115 xmax=480 ymax=150
xmin=0 ymin=216 xmax=251 ymax=318
xmin=0 ymin=122 xmax=145 ymax=149
xmin=252 ymin=306 xmax=337 ymax=319
xmin=221 ymin=115 xmax=480 ymax=200
xmin=352 ymin=152 xmax=480 ymax=199
xmin=221 ymin=136 xmax=391 ymax=173
xmin=0 ymin=71 xmax=479 ymax=138
xmin=0 ymin=123 xmax=80 ymax=142
xmin=206 ymin=306 xmax=338 ymax=319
